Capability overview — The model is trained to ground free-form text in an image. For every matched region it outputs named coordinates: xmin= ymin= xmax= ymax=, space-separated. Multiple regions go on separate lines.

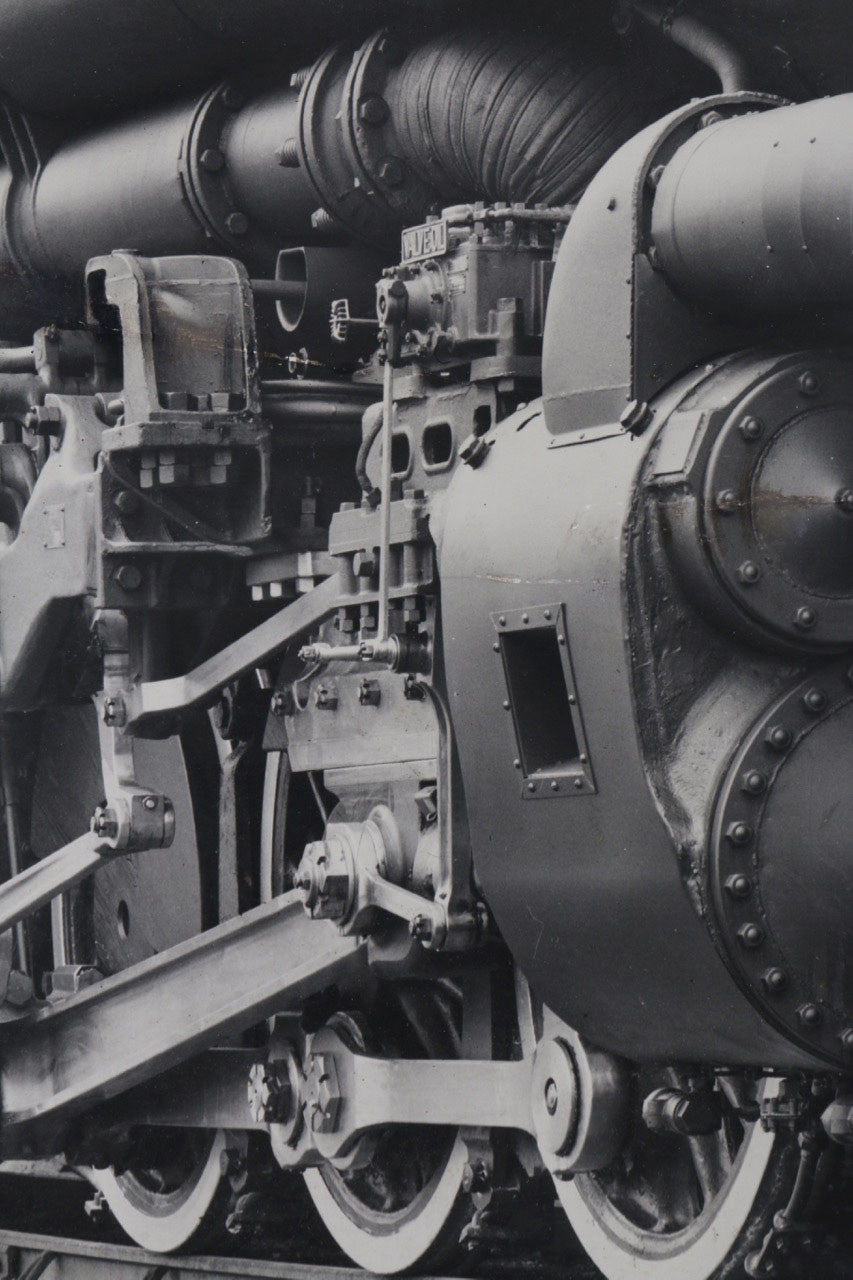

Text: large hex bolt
xmin=247 ymin=1060 xmax=293 ymax=1125
xmin=302 ymin=1052 xmax=341 ymax=1133
xmin=294 ymin=838 xmax=353 ymax=921
xmin=642 ymin=1085 xmax=723 ymax=1136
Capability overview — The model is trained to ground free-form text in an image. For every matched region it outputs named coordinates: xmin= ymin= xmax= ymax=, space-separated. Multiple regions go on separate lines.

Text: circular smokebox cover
xmin=703 ymin=354 xmax=853 ymax=648
xmin=710 ymin=662 xmax=853 ymax=1066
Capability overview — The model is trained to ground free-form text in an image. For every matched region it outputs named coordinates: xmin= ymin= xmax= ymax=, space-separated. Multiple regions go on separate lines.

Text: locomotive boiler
xmin=0 ymin=1 xmax=849 ymax=1276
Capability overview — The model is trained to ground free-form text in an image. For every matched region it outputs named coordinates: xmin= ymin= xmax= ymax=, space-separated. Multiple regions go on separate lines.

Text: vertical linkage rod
xmin=376 ymin=350 xmax=395 ymax=643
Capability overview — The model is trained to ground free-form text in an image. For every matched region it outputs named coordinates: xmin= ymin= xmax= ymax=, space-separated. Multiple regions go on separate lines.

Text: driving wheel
xmin=262 ymin=751 xmax=473 ymax=1274
xmin=30 ymin=703 xmax=228 ymax=1252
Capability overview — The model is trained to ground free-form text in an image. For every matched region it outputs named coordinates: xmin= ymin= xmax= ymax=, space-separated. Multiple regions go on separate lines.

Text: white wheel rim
xmin=556 ymin=1118 xmax=776 ymax=1280
xmin=87 ymin=1130 xmax=227 ymax=1252
xmin=303 ymin=1135 xmax=469 ymax=1274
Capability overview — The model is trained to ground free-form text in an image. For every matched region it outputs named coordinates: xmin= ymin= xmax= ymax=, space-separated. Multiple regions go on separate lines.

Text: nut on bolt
xmin=25 ymin=404 xmax=62 ymax=436
xmin=247 ymin=1060 xmax=292 ymax=1125
xmin=91 ymin=805 xmax=118 ymax=841
xmin=358 ymin=678 xmax=381 ymax=706
xmin=303 ymin=1052 xmax=341 ymax=1133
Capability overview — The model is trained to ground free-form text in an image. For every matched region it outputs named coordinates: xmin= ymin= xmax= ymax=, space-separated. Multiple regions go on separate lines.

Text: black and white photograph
xmin=0 ymin=2 xmax=848 ymax=1277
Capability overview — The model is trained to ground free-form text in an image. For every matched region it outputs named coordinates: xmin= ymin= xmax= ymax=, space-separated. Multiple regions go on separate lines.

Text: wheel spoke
xmin=687 ymin=1132 xmax=731 ymax=1207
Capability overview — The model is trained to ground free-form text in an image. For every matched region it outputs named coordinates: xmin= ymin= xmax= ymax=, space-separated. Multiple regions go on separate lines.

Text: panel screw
xmin=798 ymin=1002 xmax=822 ymax=1027
xmin=715 ymin=488 xmax=737 ymax=513
xmin=573 ymin=778 xmax=583 ymax=790
xmin=803 ymin=687 xmax=827 ymax=713
xmin=795 ymin=605 xmax=817 ymax=629
xmin=738 ymin=560 xmax=761 ymax=584
xmin=766 ymin=724 xmax=791 ymax=751
xmin=798 ymin=371 xmax=819 ymax=395
xmin=498 ymin=615 xmax=506 ymax=626
xmin=527 ymin=782 xmax=537 ymax=792
xmin=200 ymin=147 xmax=225 ymax=172
xmin=739 ymin=416 xmax=763 ymax=441
xmin=726 ymin=821 xmax=753 ymax=845
xmin=741 ymin=769 xmax=766 ymax=795
xmin=142 ymin=795 xmax=157 ymax=811
xmin=502 ymin=699 xmax=510 ymax=710
xmin=738 ymin=922 xmax=764 ymax=948
xmin=543 ymin=609 xmax=552 ymax=620
xmin=492 ymin=641 xmax=500 ymax=652
xmin=225 ymin=211 xmax=249 ymax=236
xmin=762 ymin=966 xmax=788 ymax=994
xmin=550 ymin=780 xmax=559 ymax=792
xmin=725 ymin=873 xmax=752 ymax=899
xmin=522 ymin=612 xmax=530 ymax=624
xmin=115 ymin=563 xmax=142 ymax=592
xmin=513 ymin=759 xmax=521 ymax=769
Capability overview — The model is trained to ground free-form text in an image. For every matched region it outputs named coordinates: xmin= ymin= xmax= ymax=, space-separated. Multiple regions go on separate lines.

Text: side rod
xmin=0 ymin=892 xmax=366 ymax=1152
xmin=0 ymin=833 xmax=110 ymax=939
xmin=125 ymin=572 xmax=341 ymax=736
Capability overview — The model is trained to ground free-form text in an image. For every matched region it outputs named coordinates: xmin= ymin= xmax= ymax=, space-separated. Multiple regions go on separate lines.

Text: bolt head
xmin=839 ymin=1028 xmax=853 ymax=1055
xmin=115 ymin=563 xmax=142 ymax=592
xmin=795 ymin=605 xmax=817 ymax=629
xmin=762 ymin=966 xmax=788 ymax=994
xmin=738 ymin=560 xmax=761 ymax=584
xmin=225 ymin=211 xmax=249 ymax=237
xmin=113 ymin=489 xmax=140 ymax=517
xmin=766 ymin=724 xmax=791 ymax=751
xmin=738 ymin=922 xmax=765 ymax=949
xmin=725 ymin=873 xmax=752 ymax=899
xmin=619 ymin=399 xmax=651 ymax=433
xmin=803 ymin=687 xmax=827 ymax=713
xmin=836 ymin=488 xmax=853 ymax=513
xmin=221 ymin=85 xmax=244 ymax=110
xmin=200 ymin=147 xmax=225 ymax=172
xmin=715 ymin=488 xmax=737 ymax=513
xmin=358 ymin=94 xmax=389 ymax=126
xmin=741 ymin=769 xmax=766 ymax=795
xmin=798 ymin=1002 xmax=822 ymax=1028
xmin=798 ymin=371 xmax=819 ymax=395
xmin=726 ymin=820 xmax=753 ymax=846
xmin=739 ymin=416 xmax=763 ymax=441
xmin=544 ymin=1078 xmax=559 ymax=1115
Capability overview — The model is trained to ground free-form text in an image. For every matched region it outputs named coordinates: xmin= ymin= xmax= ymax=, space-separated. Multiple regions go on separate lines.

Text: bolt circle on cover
xmin=709 ymin=661 xmax=853 ymax=1066
xmin=701 ymin=353 xmax=853 ymax=649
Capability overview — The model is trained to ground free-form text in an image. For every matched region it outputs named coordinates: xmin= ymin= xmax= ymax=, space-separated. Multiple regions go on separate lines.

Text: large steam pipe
xmin=651 ymin=95 xmax=853 ymax=318
xmin=0 ymin=0 xmax=437 ymax=119
xmin=0 ymin=25 xmax=640 ymax=335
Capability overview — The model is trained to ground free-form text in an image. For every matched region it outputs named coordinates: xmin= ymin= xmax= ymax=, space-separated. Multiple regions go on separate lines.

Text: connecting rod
xmin=0 ymin=892 xmax=366 ymax=1153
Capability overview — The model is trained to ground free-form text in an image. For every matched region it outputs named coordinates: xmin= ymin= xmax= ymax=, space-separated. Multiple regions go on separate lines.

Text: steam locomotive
xmin=0 ymin=1 xmax=849 ymax=1275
